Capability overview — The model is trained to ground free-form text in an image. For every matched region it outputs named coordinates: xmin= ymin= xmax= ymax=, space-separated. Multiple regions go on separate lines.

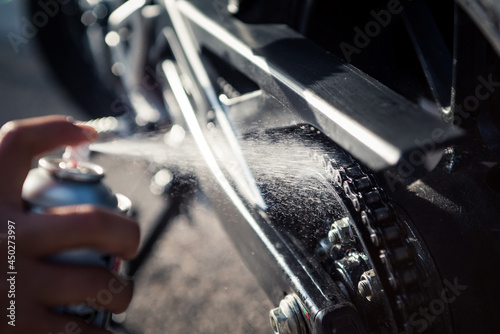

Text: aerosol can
xmin=21 ymin=154 xmax=132 ymax=328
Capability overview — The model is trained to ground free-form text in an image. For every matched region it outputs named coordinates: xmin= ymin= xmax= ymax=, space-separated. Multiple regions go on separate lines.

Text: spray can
xmin=22 ymin=156 xmax=132 ymax=328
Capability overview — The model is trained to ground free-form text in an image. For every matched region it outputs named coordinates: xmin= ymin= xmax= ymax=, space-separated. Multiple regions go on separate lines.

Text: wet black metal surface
xmin=179 ymin=0 xmax=464 ymax=172
xmin=194 ymin=129 xmax=368 ymax=334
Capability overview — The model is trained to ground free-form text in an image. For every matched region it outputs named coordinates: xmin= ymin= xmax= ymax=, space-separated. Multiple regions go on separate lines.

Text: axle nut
xmin=269 ymin=294 xmax=308 ymax=334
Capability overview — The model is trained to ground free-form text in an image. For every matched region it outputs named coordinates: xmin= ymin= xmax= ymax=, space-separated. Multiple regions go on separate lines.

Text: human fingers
xmin=0 ymin=115 xmax=98 ymax=206
xmin=34 ymin=264 xmax=134 ymax=314
xmin=18 ymin=205 xmax=140 ymax=260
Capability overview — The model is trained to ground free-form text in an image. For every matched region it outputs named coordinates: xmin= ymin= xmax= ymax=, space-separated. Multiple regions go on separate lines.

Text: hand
xmin=0 ymin=116 xmax=140 ymax=333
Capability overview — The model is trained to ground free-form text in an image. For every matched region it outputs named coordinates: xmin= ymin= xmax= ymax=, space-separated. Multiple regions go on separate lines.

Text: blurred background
xmin=0 ymin=1 xmax=273 ymax=333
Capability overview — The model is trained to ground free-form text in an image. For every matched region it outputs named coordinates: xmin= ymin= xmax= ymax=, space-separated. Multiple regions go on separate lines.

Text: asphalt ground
xmin=0 ymin=3 xmax=273 ymax=333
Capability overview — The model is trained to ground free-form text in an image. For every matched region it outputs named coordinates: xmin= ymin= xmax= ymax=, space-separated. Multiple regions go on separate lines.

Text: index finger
xmin=0 ymin=115 xmax=98 ymax=206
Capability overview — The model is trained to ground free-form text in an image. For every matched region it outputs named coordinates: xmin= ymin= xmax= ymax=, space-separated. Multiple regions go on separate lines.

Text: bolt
xmin=328 ymin=217 xmax=353 ymax=246
xmin=269 ymin=294 xmax=308 ymax=334
xmin=270 ymin=307 xmax=288 ymax=334
xmin=358 ymin=270 xmax=377 ymax=301
xmin=328 ymin=228 xmax=341 ymax=244
xmin=358 ymin=279 xmax=372 ymax=301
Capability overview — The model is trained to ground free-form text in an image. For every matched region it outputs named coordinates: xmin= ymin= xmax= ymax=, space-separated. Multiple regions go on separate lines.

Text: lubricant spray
xmin=21 ymin=154 xmax=132 ymax=328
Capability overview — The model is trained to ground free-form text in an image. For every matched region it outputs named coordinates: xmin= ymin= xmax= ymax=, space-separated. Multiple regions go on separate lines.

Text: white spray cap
xmin=63 ymin=143 xmax=91 ymax=162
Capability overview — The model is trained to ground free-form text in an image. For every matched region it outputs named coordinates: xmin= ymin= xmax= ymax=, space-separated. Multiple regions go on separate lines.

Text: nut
xmin=269 ymin=294 xmax=308 ymax=334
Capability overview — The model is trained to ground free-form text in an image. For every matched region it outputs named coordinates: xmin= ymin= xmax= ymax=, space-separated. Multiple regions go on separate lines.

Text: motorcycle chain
xmin=301 ymin=127 xmax=432 ymax=333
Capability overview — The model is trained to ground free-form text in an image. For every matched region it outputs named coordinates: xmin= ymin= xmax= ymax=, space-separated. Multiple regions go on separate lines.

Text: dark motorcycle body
xmin=31 ymin=0 xmax=500 ymax=333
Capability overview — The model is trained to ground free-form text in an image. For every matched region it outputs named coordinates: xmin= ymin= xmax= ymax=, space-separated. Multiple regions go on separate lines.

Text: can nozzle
xmin=63 ymin=143 xmax=91 ymax=162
